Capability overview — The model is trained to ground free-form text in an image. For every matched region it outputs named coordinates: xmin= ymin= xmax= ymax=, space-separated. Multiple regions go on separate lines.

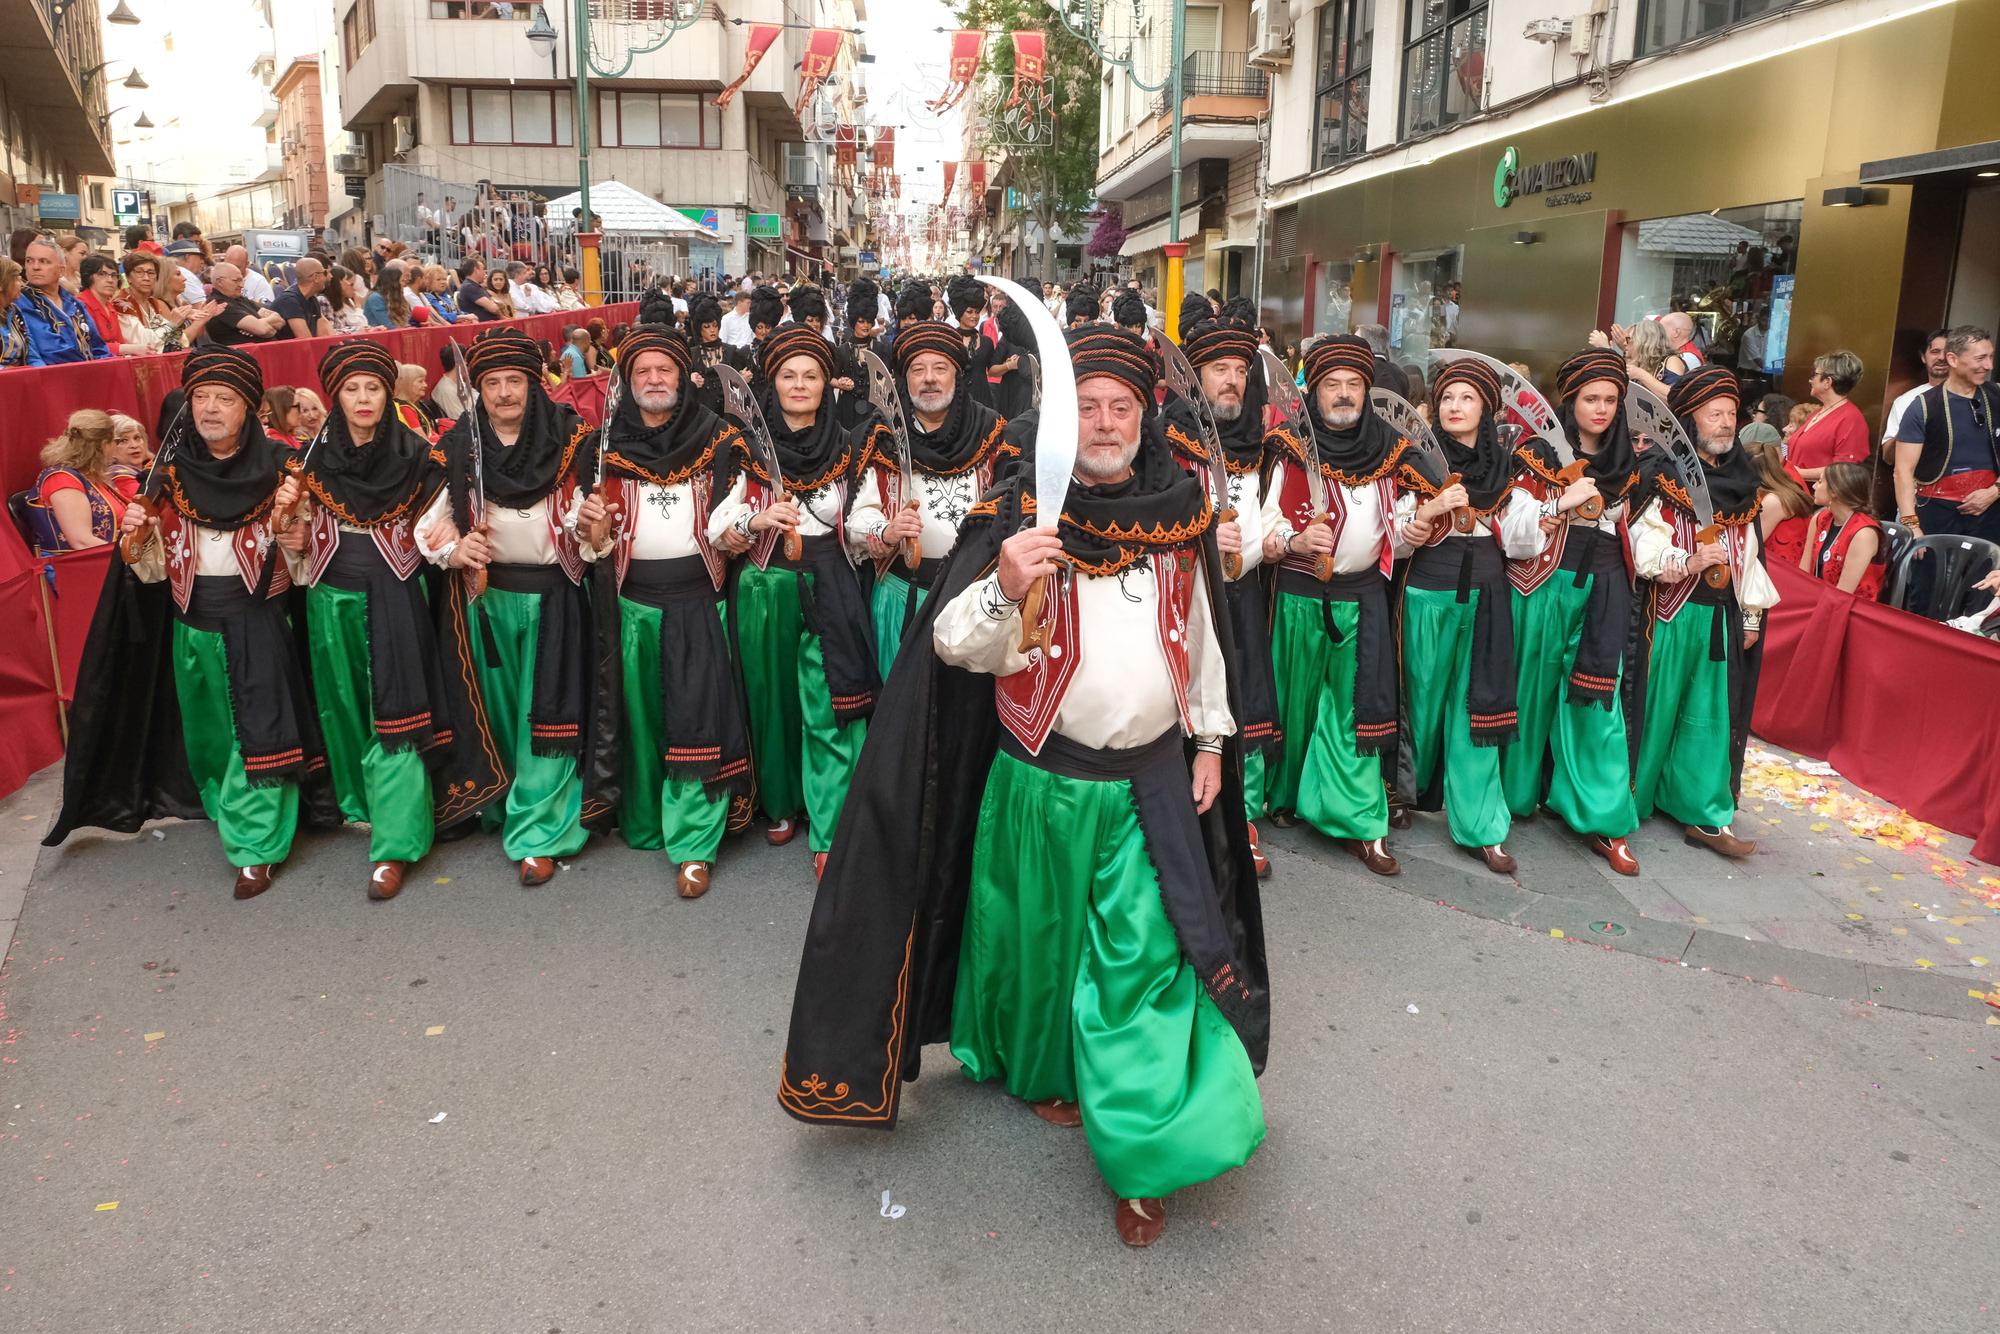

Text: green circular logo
xmin=1494 ymin=147 xmax=1518 ymax=208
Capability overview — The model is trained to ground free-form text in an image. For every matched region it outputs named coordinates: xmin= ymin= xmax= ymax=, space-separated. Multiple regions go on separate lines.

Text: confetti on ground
xmin=1405 ymin=1004 xmax=1420 ymax=1015
xmin=424 ymin=1026 xmax=445 ymax=1037
xmin=1975 ymin=957 xmax=1991 ymax=967
xmin=1845 ymin=914 xmax=1864 ymax=921
xmin=433 ymin=877 xmax=451 ymax=885
xmin=1549 ymin=929 xmax=1565 ymax=939
xmin=428 ymin=1112 xmax=447 ymax=1124
xmin=95 ymin=1202 xmax=118 ymax=1212
xmin=1915 ymin=959 xmax=1934 ymax=968
xmin=142 ymin=1032 xmax=164 ymax=1042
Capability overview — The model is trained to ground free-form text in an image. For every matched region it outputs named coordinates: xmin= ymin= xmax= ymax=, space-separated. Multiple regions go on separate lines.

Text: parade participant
xmin=946 ymin=275 xmax=997 ymax=407
xmin=1163 ymin=317 xmax=1279 ymax=875
xmin=47 ymin=346 xmax=326 ymax=899
xmin=1498 ymin=348 xmax=1646 ymax=875
xmin=1113 ymin=291 xmax=1150 ymax=341
xmin=1064 ymin=286 xmax=1099 ymax=330
xmin=1395 ymin=357 xmax=1545 ymax=873
xmin=780 ymin=320 xmax=1267 ymax=1250
xmin=710 ymin=324 xmax=878 ymax=877
xmin=573 ymin=326 xmax=752 ymax=899
xmin=685 ymin=293 xmax=735 ymax=417
xmin=1260 ymin=336 xmax=1412 ymax=875
xmin=415 ymin=326 xmax=615 ymax=885
xmin=847 ymin=317 xmax=1007 ymax=679
xmin=744 ymin=284 xmax=785 ymax=379
xmin=831 ymin=277 xmax=881 ymax=432
xmin=287 ymin=340 xmax=504 ymax=900
xmin=988 ymin=299 xmax=1034 ymax=420
xmin=1631 ymin=364 xmax=1778 ymax=858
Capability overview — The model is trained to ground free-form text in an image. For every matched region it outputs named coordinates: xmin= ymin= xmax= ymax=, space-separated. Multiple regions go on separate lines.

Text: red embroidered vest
xmin=603 ymin=474 xmax=725 ymax=591
xmin=1272 ymin=460 xmax=1396 ymax=578
xmin=1654 ymin=507 xmax=1751 ymax=623
xmin=300 ymin=506 xmax=424 ymax=584
xmin=158 ymin=506 xmax=289 ymax=611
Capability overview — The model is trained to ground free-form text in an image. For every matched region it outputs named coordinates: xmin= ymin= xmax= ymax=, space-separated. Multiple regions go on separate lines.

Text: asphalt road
xmin=4 ymin=812 xmax=1997 ymax=1333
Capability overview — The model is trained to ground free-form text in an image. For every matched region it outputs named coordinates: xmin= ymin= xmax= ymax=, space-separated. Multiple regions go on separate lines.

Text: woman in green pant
xmin=1499 ymin=348 xmax=1647 ymax=875
xmin=708 ymin=325 xmax=879 ymax=879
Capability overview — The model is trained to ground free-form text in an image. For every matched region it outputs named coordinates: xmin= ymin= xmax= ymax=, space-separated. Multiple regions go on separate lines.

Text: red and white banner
xmin=942 ymin=161 xmax=958 ymax=200
xmin=797 ymin=27 xmax=844 ymax=117
xmin=1010 ymin=31 xmax=1047 ymax=107
xmin=926 ymin=29 xmax=986 ymax=112
xmin=969 ymin=161 xmax=987 ymax=198
xmin=835 ymin=123 xmax=858 ymax=175
xmin=714 ymin=22 xmax=782 ymax=109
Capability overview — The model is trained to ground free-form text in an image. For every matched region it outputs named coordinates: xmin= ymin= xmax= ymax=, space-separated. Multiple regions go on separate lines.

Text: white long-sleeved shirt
xmin=845 ymin=468 xmax=983 ymax=563
xmin=933 ymin=562 xmax=1235 ymax=751
xmin=707 ymin=474 xmax=842 ymax=545
xmin=719 ymin=310 xmax=754 ymax=349
xmin=414 ymin=489 xmax=563 ymax=567
xmin=1257 ymin=459 xmax=1395 ymax=575
xmin=577 ymin=479 xmax=703 ymax=562
xmin=1631 ymin=502 xmax=1780 ymax=613
xmin=1391 ymin=486 xmax=1547 ymax=561
xmin=131 ymin=519 xmax=304 ymax=586
xmin=1218 ymin=468 xmax=1266 ymax=581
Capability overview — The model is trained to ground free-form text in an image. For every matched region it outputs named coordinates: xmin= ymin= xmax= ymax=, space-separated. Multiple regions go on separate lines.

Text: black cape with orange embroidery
xmin=778 ymin=449 xmax=1270 ymax=1131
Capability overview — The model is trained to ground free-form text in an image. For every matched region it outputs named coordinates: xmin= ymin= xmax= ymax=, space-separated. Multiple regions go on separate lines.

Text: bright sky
xmin=856 ymin=0 xmax=969 ymax=209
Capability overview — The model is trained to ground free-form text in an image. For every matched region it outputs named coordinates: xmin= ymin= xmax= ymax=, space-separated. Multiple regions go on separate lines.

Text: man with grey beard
xmin=573 ymin=325 xmax=751 ymax=899
xmin=846 ymin=317 xmax=1007 ymax=680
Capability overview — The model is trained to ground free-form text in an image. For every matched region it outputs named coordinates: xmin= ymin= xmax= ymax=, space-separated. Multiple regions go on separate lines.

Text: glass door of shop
xmin=1389 ymin=245 xmax=1464 ymax=360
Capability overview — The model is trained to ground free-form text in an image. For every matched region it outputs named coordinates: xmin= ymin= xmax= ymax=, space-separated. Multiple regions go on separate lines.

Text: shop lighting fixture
xmin=1822 ymin=186 xmax=1886 ymax=208
xmin=1512 ymin=231 xmax=1540 ymax=245
xmin=1979 ymin=170 xmax=1999 ymax=178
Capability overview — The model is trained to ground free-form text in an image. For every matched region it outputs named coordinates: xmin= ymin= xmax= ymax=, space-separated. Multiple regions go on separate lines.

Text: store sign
xmin=859 ymin=249 xmax=879 ymax=271
xmin=37 ymin=192 xmax=82 ymax=221
xmin=677 ymin=206 xmax=720 ymax=231
xmin=1493 ymin=147 xmax=1597 ymax=208
xmin=345 ymin=175 xmax=368 ymax=200
xmin=747 ymin=212 xmax=782 ymax=239
xmin=112 ymin=189 xmax=142 ymax=226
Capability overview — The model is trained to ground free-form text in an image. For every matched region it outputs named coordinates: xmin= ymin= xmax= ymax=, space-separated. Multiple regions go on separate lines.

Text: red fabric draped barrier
xmin=1753 ymin=559 xmax=2000 ymax=862
xmin=0 ymin=304 xmax=638 ymax=499
xmin=0 ymin=525 xmax=65 ymax=796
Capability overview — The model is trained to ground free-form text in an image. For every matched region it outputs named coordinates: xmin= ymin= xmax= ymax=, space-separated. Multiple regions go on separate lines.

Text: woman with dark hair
xmin=340 ymin=247 xmax=376 ymax=284
xmin=1803 ymin=462 xmax=1886 ymax=598
xmin=1787 ymin=349 xmax=1869 ymax=485
xmin=1749 ymin=392 xmax=1793 ymax=435
xmin=112 ymin=250 xmax=207 ymax=353
xmin=485 ymin=265 xmax=515 ymax=320
xmin=1 ymin=257 xmax=28 ymax=367
xmin=1742 ymin=427 xmax=1812 ymax=569
xmin=988 ymin=299 xmax=1034 ymax=419
xmin=326 ymin=264 xmax=369 ymax=334
xmin=260 ymin=386 xmax=303 ymax=447
xmin=364 ymin=262 xmax=411 ymax=328
xmin=75 ymin=254 xmax=140 ymax=355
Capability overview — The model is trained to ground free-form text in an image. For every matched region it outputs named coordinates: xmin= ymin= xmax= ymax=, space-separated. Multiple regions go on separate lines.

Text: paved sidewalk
xmin=1263 ymin=744 xmax=2000 ymax=1022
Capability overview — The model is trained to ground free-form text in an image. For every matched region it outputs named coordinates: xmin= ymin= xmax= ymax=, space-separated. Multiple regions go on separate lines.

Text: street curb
xmin=1265 ymin=824 xmax=1997 ymax=1024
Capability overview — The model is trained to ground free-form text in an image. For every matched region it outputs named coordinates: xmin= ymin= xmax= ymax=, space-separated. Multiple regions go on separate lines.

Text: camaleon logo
xmin=1494 ymin=147 xmax=1597 ymax=207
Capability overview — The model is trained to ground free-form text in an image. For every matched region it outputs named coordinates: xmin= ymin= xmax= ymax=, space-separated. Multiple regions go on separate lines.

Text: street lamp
xmin=525 ymin=5 xmax=557 ymax=58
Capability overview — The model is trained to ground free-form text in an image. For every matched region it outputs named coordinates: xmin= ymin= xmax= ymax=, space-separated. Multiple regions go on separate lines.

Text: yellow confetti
xmin=1763 ymin=818 xmax=1782 ymax=826
xmin=1857 ymin=856 xmax=1874 ymax=865
xmin=1971 ymin=991 xmax=1988 ymax=1001
xmin=1845 ymin=914 xmax=1864 ymax=921
xmin=1549 ymin=928 xmax=1565 ymax=939
xmin=1947 ymin=937 xmax=1963 ymax=945
xmin=1810 ymin=822 xmax=1831 ymax=833
xmin=1891 ymin=927 xmax=1909 ymax=936
xmin=434 ymin=876 xmax=451 ymax=884
xmin=1982 ymin=876 xmax=2000 ymax=888
xmin=1973 ymin=957 xmax=1991 ymax=967
xmin=1892 ymin=873 xmax=1905 ymax=881
xmin=1867 ymin=887 xmax=1882 ymax=894
xmin=1915 ymin=959 xmax=1934 ymax=968
xmin=143 ymin=1032 xmax=165 ymax=1042
xmin=95 ymin=1201 xmax=118 ymax=1212
xmin=424 ymin=1026 xmax=446 ymax=1037
xmin=1988 ymin=1016 xmax=2000 ymax=1026
xmin=1951 ymin=916 xmax=1975 ymax=926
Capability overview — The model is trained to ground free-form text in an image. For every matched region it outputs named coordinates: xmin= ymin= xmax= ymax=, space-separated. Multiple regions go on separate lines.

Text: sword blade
xmin=1367 ymin=387 xmax=1450 ymax=486
xmin=1159 ymin=337 xmax=1231 ymax=512
xmin=976 ymin=275 xmax=1073 ymax=531
xmin=1429 ymin=348 xmax=1576 ymax=466
xmin=1261 ymin=346 xmax=1329 ymax=515
xmin=715 ymin=364 xmax=786 ymax=493
xmin=1625 ymin=380 xmax=1715 ymax=528
xmin=857 ymin=348 xmax=914 ymax=501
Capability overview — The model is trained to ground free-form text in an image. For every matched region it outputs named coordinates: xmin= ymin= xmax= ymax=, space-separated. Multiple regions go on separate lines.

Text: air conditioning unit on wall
xmin=1248 ymin=0 xmax=1294 ymax=69
xmin=333 ymin=153 xmax=367 ymax=175
xmin=393 ymin=115 xmax=417 ymax=155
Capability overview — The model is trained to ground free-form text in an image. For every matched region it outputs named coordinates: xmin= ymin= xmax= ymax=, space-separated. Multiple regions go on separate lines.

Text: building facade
xmin=275 ymin=57 xmax=332 ymax=231
xmin=1255 ymin=0 xmax=2000 ymax=421
xmin=0 ymin=0 xmax=116 ymax=240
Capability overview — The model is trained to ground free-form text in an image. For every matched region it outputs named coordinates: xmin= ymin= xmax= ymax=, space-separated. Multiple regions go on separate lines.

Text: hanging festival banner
xmin=715 ymin=22 xmax=781 ymax=109
xmin=926 ymin=30 xmax=986 ymax=113
xmin=942 ymin=161 xmax=958 ymax=200
xmin=969 ymin=161 xmax=987 ymax=199
xmin=835 ymin=124 xmax=857 ymax=175
xmin=1009 ymin=31 xmax=1047 ymax=107
xmin=796 ymin=28 xmax=844 ymax=118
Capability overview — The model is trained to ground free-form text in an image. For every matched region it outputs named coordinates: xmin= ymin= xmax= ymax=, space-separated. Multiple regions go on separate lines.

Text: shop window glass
xmin=1311 ymin=260 xmax=1355 ymax=337
xmin=1401 ymin=0 xmax=1485 ymax=139
xmin=1613 ymin=201 xmax=1802 ymax=384
xmin=1315 ymin=0 xmax=1372 ymax=169
xmin=1639 ymin=0 xmax=1800 ymax=56
xmin=1388 ymin=247 xmax=1463 ymax=362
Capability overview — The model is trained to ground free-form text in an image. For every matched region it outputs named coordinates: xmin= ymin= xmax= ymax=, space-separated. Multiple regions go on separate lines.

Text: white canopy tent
xmin=545 ymin=180 xmax=722 ymax=240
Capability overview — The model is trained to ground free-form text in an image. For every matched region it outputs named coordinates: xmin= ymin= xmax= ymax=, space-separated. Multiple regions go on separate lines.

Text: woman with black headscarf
xmin=989 ymin=298 xmax=1035 ymax=420
xmin=1497 ymin=349 xmax=1646 ymax=876
xmin=1393 ymin=356 xmax=1546 ymax=873
xmin=709 ymin=325 xmax=879 ymax=879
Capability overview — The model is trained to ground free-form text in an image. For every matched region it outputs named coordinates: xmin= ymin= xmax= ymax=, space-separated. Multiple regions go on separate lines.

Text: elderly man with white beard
xmin=780 ymin=324 xmax=1269 ymax=1251
xmin=572 ymin=326 xmax=751 ymax=899
xmin=846 ymin=317 xmax=1007 ymax=680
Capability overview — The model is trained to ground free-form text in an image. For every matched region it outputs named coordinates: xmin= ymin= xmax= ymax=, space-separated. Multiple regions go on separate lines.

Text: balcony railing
xmin=1155 ymin=50 xmax=1269 ymax=114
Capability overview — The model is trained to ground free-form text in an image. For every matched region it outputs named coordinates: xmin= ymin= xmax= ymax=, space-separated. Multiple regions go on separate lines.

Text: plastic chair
xmin=1875 ymin=519 xmax=1914 ymax=602
xmin=7 ymin=488 xmax=37 ymax=547
xmin=1889 ymin=534 xmax=2000 ymax=621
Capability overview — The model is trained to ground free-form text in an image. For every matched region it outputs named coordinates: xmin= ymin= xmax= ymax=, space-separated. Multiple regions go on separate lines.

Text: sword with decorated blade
xmin=449 ymin=341 xmax=490 ymax=599
xmin=1260 ymin=346 xmax=1334 ymax=581
xmin=976 ymin=273 xmax=1075 ymax=654
xmin=716 ymin=363 xmax=803 ymax=562
xmin=858 ymin=347 xmax=920 ymax=572
xmin=1159 ymin=336 xmax=1239 ymax=578
xmin=1626 ymin=379 xmax=1731 ymax=591
xmin=120 ymin=402 xmax=188 ymax=566
xmin=583 ymin=361 xmax=624 ymax=551
xmin=1431 ymin=348 xmax=1602 ymax=520
xmin=1367 ymin=385 xmax=1475 ymax=535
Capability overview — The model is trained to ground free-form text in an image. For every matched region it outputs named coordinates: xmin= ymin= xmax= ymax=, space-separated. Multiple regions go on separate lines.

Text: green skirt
xmin=617 ymin=594 xmax=729 ymax=863
xmin=306 ymin=582 xmax=436 ymax=863
xmin=1633 ymin=605 xmax=1735 ymax=828
xmin=470 ymin=586 xmax=588 ymax=862
xmin=172 ymin=621 xmax=298 ymax=869
xmin=735 ymin=564 xmax=867 ymax=854
xmin=1403 ymin=586 xmax=1511 ymax=849
xmin=1269 ymin=591 xmax=1388 ymax=841
xmin=1500 ymin=578 xmax=1637 ymax=837
xmin=950 ymin=748 xmax=1266 ymax=1200
xmin=869 ymin=571 xmax=929 ymax=685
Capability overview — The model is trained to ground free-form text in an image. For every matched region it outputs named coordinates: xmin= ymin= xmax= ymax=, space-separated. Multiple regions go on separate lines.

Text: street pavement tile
xmin=1681 ymin=930 xmax=1870 ymax=1002
xmin=1863 ymin=962 xmax=1999 ymax=1020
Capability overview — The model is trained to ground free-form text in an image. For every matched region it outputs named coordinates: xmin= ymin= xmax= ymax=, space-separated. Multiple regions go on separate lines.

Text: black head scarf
xmin=1666 ymin=365 xmax=1760 ymax=524
xmin=162 ymin=351 xmax=287 ymax=529
xmin=1553 ymin=347 xmax=1642 ymax=506
xmin=300 ymin=340 xmax=440 ymax=527
xmin=1419 ymin=359 xmax=1519 ymax=515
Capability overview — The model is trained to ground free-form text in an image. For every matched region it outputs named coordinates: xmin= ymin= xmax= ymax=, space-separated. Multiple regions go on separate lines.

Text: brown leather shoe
xmin=1246 ymin=823 xmax=1271 ymax=879
xmin=676 ymin=861 xmax=711 ymax=899
xmin=1388 ymin=804 xmax=1414 ymax=831
xmin=812 ymin=851 xmax=828 ymax=880
xmin=1683 ymin=824 xmax=1757 ymax=858
xmin=765 ymin=817 xmax=800 ymax=847
xmin=1115 ymin=1197 xmax=1167 ymax=1248
xmin=232 ymin=864 xmax=274 ymax=900
xmin=519 ymin=856 xmax=556 ymax=886
xmin=1026 ymin=1097 xmax=1082 ymax=1128
xmin=1345 ymin=838 xmax=1401 ymax=877
xmin=367 ymin=861 xmax=405 ymax=901
xmin=1267 ymin=810 xmax=1298 ymax=829
xmin=1588 ymin=836 xmax=1641 ymax=877
xmin=1475 ymin=844 xmax=1518 ymax=875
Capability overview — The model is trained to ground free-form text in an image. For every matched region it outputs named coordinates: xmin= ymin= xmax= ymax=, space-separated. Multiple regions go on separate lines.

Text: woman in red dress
xmin=1803 ymin=462 xmax=1886 ymax=599
xmin=1785 ymin=350 xmax=1870 ymax=485
xmin=1743 ymin=425 xmax=1812 ymax=570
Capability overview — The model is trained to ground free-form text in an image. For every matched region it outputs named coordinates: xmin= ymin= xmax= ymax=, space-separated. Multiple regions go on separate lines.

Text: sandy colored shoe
xmin=1684 ymin=824 xmax=1756 ymax=858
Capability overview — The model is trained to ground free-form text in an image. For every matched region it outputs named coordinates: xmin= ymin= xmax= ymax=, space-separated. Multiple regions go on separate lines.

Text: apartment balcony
xmin=0 ymin=0 xmax=115 ymax=176
xmin=784 ymin=146 xmax=827 ymax=202
xmin=1096 ymin=53 xmax=1267 ymax=204
xmin=1158 ymin=50 xmax=1270 ymax=107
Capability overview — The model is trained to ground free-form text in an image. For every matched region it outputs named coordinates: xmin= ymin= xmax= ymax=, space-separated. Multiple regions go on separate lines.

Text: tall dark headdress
xmin=304 ymin=338 xmax=439 ymax=528
xmin=1665 ymin=364 xmax=1759 ymax=521
xmin=1423 ymin=356 xmax=1518 ymax=516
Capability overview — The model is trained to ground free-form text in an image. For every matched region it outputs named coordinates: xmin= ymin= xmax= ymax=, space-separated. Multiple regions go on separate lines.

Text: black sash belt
xmin=999 ymin=726 xmax=1184 ymax=781
xmin=318 ymin=536 xmax=450 ymax=756
xmin=1407 ymin=536 xmax=1517 ymax=749
xmin=322 ymin=536 xmax=397 ymax=591
xmin=623 ymin=555 xmax=718 ymax=607
xmin=176 ymin=575 xmax=321 ymax=786
xmin=487 ymin=561 xmax=566 ymax=595
xmin=178 ymin=574 xmax=257 ymax=634
xmin=756 ymin=532 xmax=878 ymax=723
xmin=481 ymin=561 xmax=586 ymax=758
xmin=1409 ymin=535 xmax=1502 ymax=599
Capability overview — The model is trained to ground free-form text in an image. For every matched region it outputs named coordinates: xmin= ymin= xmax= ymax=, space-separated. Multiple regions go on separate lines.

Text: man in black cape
xmin=780 ymin=323 xmax=1268 ymax=1250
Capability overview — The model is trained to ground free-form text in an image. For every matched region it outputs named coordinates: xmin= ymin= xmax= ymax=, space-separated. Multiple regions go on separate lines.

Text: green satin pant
xmin=1269 ymin=591 xmax=1388 ymax=841
xmin=951 ymin=749 xmax=1266 ymax=1201
xmin=1633 ymin=605 xmax=1735 ymax=828
xmin=469 ymin=586 xmax=588 ymax=862
xmin=869 ymin=571 xmax=929 ymax=684
xmin=171 ymin=621 xmax=298 ymax=869
xmin=1403 ymin=585 xmax=1511 ymax=849
xmin=306 ymin=583 xmax=436 ymax=863
xmin=617 ymin=595 xmax=729 ymax=864
xmin=735 ymin=564 xmax=866 ymax=854
xmin=1500 ymin=578 xmax=1637 ymax=838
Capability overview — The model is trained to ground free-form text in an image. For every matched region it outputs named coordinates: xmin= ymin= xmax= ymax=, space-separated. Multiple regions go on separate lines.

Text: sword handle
xmin=1018 ymin=575 xmax=1048 ymax=654
xmin=901 ymin=499 xmax=921 ymax=571
xmin=1218 ymin=505 xmax=1241 ymax=580
xmin=1443 ymin=472 xmax=1476 ymax=535
xmin=784 ymin=528 xmax=804 ymax=562
xmin=1576 ymin=496 xmax=1604 ymax=522
xmin=1695 ymin=524 xmax=1732 ymax=591
xmin=463 ymin=518 xmax=490 ymax=600
xmin=119 ymin=494 xmax=161 ymax=565
xmin=1310 ymin=513 xmax=1335 ymax=583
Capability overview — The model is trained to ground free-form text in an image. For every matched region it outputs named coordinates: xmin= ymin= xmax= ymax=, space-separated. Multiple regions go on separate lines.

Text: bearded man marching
xmin=846 ymin=317 xmax=1007 ymax=680
xmin=1259 ymin=336 xmax=1416 ymax=876
xmin=781 ymin=313 xmax=1267 ymax=1251
xmin=574 ymin=326 xmax=752 ymax=899
xmin=1630 ymin=364 xmax=1778 ymax=858
xmin=284 ymin=341 xmax=504 ymax=900
xmin=48 ymin=346 xmax=327 ymax=899
xmin=415 ymin=326 xmax=615 ymax=885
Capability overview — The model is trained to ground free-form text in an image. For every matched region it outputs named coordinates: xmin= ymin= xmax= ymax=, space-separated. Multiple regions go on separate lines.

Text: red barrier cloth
xmin=1753 ymin=559 xmax=2000 ymax=862
xmin=0 ymin=525 xmax=64 ymax=796
xmin=44 ymin=545 xmax=113 ymax=703
xmin=548 ymin=372 xmax=610 ymax=427
xmin=0 ymin=305 xmax=638 ymax=498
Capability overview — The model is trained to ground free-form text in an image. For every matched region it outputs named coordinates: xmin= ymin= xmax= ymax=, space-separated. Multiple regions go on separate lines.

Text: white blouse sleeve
xmin=1495 ymin=487 xmax=1549 ymax=560
xmin=1185 ymin=562 xmax=1236 ymax=746
xmin=1737 ymin=524 xmax=1781 ymax=613
xmin=413 ymin=487 xmax=458 ymax=566
xmin=704 ymin=472 xmax=754 ymax=546
xmin=932 ymin=570 xmax=1030 ymax=677
xmin=1631 ymin=501 xmax=1690 ymax=582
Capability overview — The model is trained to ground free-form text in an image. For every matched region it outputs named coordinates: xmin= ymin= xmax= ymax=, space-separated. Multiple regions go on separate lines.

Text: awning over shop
xmin=1860 ymin=138 xmax=2000 ymax=184
xmin=1636 ymin=213 xmax=1763 ymax=256
xmin=1119 ymin=207 xmax=1205 ymax=258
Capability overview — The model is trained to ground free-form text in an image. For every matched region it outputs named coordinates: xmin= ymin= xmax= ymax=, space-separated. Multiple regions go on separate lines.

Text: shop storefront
xmin=1264 ymin=0 xmax=2000 ymax=419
